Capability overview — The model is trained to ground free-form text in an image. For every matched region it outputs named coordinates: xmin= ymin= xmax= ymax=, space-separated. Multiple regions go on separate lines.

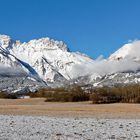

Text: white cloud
xmin=0 ymin=64 xmax=27 ymax=76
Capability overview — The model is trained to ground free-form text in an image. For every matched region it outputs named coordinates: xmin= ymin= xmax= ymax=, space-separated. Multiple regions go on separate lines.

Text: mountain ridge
xmin=0 ymin=35 xmax=140 ymax=93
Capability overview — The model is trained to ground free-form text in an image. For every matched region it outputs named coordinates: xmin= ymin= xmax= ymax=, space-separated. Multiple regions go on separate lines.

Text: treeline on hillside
xmin=91 ymin=85 xmax=140 ymax=104
xmin=30 ymin=85 xmax=140 ymax=103
xmin=0 ymin=84 xmax=140 ymax=103
xmin=29 ymin=86 xmax=89 ymax=102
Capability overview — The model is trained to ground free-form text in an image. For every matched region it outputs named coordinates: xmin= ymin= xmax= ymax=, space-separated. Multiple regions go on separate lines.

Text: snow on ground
xmin=0 ymin=115 xmax=139 ymax=140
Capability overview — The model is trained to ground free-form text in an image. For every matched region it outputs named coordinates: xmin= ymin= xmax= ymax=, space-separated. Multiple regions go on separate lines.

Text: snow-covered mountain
xmin=98 ymin=40 xmax=140 ymax=87
xmin=71 ymin=40 xmax=140 ymax=87
xmin=0 ymin=34 xmax=140 ymax=93
xmin=109 ymin=41 xmax=140 ymax=61
xmin=0 ymin=35 xmax=96 ymax=92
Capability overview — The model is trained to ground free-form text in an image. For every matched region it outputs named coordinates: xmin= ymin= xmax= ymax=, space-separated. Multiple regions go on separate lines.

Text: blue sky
xmin=0 ymin=0 xmax=140 ymax=58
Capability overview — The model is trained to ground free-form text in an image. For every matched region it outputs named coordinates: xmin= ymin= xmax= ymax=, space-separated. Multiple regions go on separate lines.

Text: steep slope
xmin=0 ymin=35 xmax=95 ymax=87
xmin=1 ymin=35 xmax=140 ymax=91
xmin=0 ymin=65 xmax=46 ymax=93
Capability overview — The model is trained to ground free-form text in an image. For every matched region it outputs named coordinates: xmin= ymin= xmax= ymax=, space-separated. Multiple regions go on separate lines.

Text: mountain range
xmin=0 ymin=35 xmax=140 ymax=93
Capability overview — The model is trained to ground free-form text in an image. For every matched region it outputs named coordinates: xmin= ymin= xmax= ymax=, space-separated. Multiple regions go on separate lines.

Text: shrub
xmin=0 ymin=91 xmax=18 ymax=99
xmin=45 ymin=86 xmax=90 ymax=102
xmin=29 ymin=86 xmax=90 ymax=102
xmin=90 ymin=87 xmax=122 ymax=104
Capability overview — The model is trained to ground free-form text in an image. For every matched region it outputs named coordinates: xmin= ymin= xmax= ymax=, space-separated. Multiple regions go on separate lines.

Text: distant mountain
xmin=97 ymin=41 xmax=140 ymax=87
xmin=109 ymin=41 xmax=140 ymax=61
xmin=0 ymin=35 xmax=95 ymax=92
xmin=0 ymin=35 xmax=140 ymax=93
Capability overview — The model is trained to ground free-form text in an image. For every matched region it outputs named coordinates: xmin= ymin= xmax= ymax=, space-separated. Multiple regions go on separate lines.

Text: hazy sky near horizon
xmin=0 ymin=0 xmax=140 ymax=58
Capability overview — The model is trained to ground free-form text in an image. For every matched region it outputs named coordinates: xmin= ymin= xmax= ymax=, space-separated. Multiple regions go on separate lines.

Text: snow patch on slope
xmin=1 ymin=35 xmax=140 ymax=88
xmin=0 ymin=35 xmax=96 ymax=83
xmin=109 ymin=40 xmax=140 ymax=60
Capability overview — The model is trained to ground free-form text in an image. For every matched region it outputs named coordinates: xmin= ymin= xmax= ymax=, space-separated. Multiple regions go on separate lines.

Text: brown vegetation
xmin=0 ymin=91 xmax=18 ymax=99
xmin=91 ymin=85 xmax=140 ymax=104
xmin=29 ymin=84 xmax=140 ymax=103
xmin=0 ymin=84 xmax=140 ymax=104
xmin=30 ymin=86 xmax=89 ymax=102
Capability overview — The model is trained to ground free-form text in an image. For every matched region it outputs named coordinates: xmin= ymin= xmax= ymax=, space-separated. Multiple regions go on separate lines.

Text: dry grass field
xmin=0 ymin=98 xmax=139 ymax=118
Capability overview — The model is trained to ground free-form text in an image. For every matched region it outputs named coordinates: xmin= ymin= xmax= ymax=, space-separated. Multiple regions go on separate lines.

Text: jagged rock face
xmin=1 ymin=34 xmax=140 ymax=93
xmin=0 ymin=75 xmax=45 ymax=93
xmin=0 ymin=35 xmax=95 ymax=84
xmin=91 ymin=72 xmax=140 ymax=87
xmin=0 ymin=65 xmax=46 ymax=93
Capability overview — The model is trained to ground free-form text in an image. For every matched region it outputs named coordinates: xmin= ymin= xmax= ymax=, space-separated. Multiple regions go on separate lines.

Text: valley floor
xmin=0 ymin=98 xmax=140 ymax=139
xmin=0 ymin=98 xmax=139 ymax=118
